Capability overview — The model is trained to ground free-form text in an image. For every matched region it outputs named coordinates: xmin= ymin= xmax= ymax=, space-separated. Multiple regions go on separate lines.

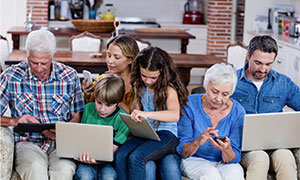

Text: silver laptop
xmin=56 ymin=122 xmax=113 ymax=161
xmin=119 ymin=113 xmax=161 ymax=141
xmin=242 ymin=111 xmax=300 ymax=151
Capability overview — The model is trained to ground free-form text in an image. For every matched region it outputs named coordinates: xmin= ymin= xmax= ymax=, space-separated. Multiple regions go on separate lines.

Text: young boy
xmin=74 ymin=73 xmax=130 ymax=180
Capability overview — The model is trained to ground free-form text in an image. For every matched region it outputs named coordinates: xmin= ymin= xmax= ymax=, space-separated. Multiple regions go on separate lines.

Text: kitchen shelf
xmin=48 ymin=20 xmax=74 ymax=28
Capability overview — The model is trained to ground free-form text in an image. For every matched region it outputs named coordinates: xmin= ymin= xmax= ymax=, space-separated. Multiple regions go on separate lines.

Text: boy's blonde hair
xmin=94 ymin=74 xmax=125 ymax=104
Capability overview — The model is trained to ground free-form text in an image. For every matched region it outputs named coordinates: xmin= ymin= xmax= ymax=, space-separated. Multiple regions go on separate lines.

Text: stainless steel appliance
xmin=268 ymin=4 xmax=295 ymax=34
xmin=69 ymin=0 xmax=84 ymax=19
xmin=289 ymin=21 xmax=300 ymax=37
xmin=115 ymin=17 xmax=160 ymax=30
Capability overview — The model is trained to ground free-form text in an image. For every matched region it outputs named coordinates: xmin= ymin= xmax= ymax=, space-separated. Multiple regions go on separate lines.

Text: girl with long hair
xmin=115 ymin=46 xmax=188 ymax=180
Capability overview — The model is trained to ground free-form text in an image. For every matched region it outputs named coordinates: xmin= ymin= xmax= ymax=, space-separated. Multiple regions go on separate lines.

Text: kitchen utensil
xmin=69 ymin=0 xmax=84 ymax=19
xmin=135 ymin=28 xmax=186 ymax=34
xmin=183 ymin=2 xmax=191 ymax=24
xmin=267 ymin=8 xmax=272 ymax=30
xmin=86 ymin=0 xmax=102 ymax=10
xmin=182 ymin=0 xmax=203 ymax=24
xmin=114 ymin=20 xmax=120 ymax=36
xmin=99 ymin=3 xmax=115 ymax=20
xmin=89 ymin=9 xmax=96 ymax=19
xmin=115 ymin=17 xmax=160 ymax=30
xmin=99 ymin=9 xmax=115 ymax=20
xmin=289 ymin=21 xmax=300 ymax=37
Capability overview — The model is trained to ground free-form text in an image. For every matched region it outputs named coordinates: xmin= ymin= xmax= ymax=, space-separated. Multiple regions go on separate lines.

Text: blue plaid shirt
xmin=231 ymin=63 xmax=300 ymax=114
xmin=0 ymin=61 xmax=84 ymax=152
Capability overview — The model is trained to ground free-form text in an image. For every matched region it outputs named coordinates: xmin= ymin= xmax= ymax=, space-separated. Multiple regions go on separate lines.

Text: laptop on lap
xmin=56 ymin=122 xmax=113 ymax=161
xmin=242 ymin=111 xmax=300 ymax=151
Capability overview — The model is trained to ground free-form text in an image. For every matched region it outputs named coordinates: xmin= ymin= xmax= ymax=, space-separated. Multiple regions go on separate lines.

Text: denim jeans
xmin=115 ymin=130 xmax=178 ymax=180
xmin=74 ymin=163 xmax=117 ymax=180
xmin=145 ymin=153 xmax=182 ymax=180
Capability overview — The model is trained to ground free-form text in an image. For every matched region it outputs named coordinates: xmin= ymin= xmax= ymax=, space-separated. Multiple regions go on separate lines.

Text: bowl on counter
xmin=71 ymin=19 xmax=115 ymax=33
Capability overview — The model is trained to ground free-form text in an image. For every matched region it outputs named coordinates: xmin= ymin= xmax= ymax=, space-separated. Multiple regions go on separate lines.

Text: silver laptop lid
xmin=56 ymin=122 xmax=113 ymax=161
xmin=119 ymin=113 xmax=161 ymax=141
xmin=242 ymin=111 xmax=300 ymax=151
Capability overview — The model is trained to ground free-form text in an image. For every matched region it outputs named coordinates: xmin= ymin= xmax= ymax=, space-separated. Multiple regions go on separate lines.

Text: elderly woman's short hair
xmin=25 ymin=29 xmax=56 ymax=58
xmin=203 ymin=63 xmax=237 ymax=94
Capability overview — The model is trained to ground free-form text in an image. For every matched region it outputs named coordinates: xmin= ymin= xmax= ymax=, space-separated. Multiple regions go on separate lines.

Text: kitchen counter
xmin=248 ymin=31 xmax=300 ymax=51
xmin=7 ymin=26 xmax=195 ymax=53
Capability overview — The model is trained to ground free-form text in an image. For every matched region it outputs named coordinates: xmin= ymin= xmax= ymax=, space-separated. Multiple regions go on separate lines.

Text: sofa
xmin=1 ymin=126 xmax=299 ymax=180
xmin=0 ymin=127 xmax=21 ymax=180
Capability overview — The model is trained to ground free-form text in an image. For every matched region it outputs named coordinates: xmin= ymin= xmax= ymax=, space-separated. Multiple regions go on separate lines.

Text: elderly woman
xmin=177 ymin=63 xmax=245 ymax=180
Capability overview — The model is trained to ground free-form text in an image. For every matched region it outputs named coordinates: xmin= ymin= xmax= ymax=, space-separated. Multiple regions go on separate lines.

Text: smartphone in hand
xmin=83 ymin=70 xmax=92 ymax=84
xmin=213 ymin=136 xmax=226 ymax=143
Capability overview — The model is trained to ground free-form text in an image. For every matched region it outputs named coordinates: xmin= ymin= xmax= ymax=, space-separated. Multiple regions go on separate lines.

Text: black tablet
xmin=14 ymin=123 xmax=55 ymax=133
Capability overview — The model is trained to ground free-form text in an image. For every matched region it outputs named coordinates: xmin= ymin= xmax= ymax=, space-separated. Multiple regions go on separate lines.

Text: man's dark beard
xmin=253 ymin=71 xmax=267 ymax=80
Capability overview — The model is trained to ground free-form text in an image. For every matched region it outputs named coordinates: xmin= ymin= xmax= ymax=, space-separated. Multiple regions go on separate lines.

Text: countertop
xmin=248 ymin=31 xmax=300 ymax=51
xmin=7 ymin=26 xmax=195 ymax=53
xmin=7 ymin=26 xmax=195 ymax=39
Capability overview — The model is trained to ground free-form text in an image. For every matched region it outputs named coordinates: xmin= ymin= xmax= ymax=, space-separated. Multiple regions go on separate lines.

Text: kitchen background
xmin=96 ymin=0 xmax=194 ymax=23
xmin=1 ymin=0 xmax=238 ymax=57
xmin=1 ymin=0 xmax=299 ymax=86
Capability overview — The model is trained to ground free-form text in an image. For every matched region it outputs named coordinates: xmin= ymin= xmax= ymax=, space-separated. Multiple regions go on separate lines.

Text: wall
xmin=206 ymin=0 xmax=233 ymax=58
xmin=0 ymin=0 xmax=27 ymax=52
xmin=27 ymin=0 xmax=48 ymax=26
xmin=295 ymin=0 xmax=300 ymax=16
xmin=100 ymin=0 xmax=187 ymax=23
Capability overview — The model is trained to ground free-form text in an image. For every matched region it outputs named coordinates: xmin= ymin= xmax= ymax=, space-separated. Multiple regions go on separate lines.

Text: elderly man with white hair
xmin=177 ymin=63 xmax=245 ymax=180
xmin=0 ymin=29 xmax=84 ymax=180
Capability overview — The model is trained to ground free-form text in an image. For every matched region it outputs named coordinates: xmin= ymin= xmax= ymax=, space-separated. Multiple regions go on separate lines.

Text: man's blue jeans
xmin=145 ymin=153 xmax=182 ymax=180
xmin=74 ymin=163 xmax=117 ymax=180
xmin=115 ymin=130 xmax=178 ymax=180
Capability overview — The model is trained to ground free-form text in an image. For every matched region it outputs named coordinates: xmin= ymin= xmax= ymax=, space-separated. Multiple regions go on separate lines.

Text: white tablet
xmin=119 ymin=113 xmax=161 ymax=141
